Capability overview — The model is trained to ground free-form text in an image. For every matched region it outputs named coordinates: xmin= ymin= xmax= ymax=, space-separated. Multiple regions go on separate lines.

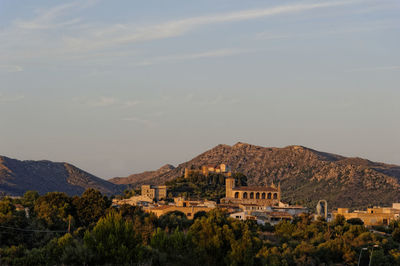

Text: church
xmin=223 ymin=176 xmax=281 ymax=206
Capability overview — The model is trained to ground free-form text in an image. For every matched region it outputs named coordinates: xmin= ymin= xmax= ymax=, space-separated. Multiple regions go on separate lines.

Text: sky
xmin=0 ymin=0 xmax=399 ymax=179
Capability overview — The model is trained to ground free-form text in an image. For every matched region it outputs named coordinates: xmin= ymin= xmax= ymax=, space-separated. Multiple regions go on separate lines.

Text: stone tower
xmin=278 ymin=182 xmax=281 ymax=202
xmin=225 ymin=177 xmax=235 ymax=198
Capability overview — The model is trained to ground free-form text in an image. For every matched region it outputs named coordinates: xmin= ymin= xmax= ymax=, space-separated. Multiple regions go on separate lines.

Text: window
xmin=235 ymin=192 xmax=239 ymax=198
xmin=273 ymin=193 xmax=278 ymax=199
xmin=262 ymin=193 xmax=266 ymax=199
xmin=250 ymin=192 xmax=254 ymax=199
xmin=256 ymin=192 xmax=260 ymax=199
xmin=267 ymin=193 xmax=271 ymax=199
xmin=243 ymin=192 xmax=248 ymax=199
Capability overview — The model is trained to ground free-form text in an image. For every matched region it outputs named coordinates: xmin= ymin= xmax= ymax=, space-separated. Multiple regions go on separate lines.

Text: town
xmin=113 ymin=164 xmax=400 ymax=227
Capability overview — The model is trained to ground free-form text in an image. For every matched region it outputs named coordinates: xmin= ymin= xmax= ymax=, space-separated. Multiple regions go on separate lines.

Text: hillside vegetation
xmin=2 ymin=190 xmax=400 ymax=265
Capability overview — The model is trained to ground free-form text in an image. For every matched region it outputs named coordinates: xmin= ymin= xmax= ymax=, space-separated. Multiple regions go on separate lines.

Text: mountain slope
xmin=109 ymin=164 xmax=175 ymax=185
xmin=0 ymin=156 xmax=124 ymax=196
xmin=110 ymin=143 xmax=400 ymax=209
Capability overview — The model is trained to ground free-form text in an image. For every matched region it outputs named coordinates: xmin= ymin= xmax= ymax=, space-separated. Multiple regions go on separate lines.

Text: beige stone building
xmin=173 ymin=197 xmax=217 ymax=208
xmin=223 ymin=177 xmax=281 ymax=206
xmin=112 ymin=195 xmax=153 ymax=207
xmin=333 ymin=204 xmax=400 ymax=226
xmin=141 ymin=185 xmax=167 ymax=201
xmin=184 ymin=163 xmax=232 ymax=178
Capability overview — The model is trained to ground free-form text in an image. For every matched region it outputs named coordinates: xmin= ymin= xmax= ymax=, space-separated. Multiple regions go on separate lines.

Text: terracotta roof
xmin=233 ymin=186 xmax=278 ymax=192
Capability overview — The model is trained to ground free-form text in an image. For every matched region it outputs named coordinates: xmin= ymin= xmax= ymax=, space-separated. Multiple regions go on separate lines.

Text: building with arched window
xmin=224 ymin=177 xmax=281 ymax=205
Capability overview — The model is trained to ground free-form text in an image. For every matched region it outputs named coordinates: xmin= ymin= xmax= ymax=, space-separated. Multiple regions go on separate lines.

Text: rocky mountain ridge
xmin=109 ymin=142 xmax=400 ymax=208
xmin=0 ymin=156 xmax=123 ymax=196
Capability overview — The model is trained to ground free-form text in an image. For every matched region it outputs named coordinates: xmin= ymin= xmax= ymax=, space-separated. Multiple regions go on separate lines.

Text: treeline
xmin=166 ymin=172 xmax=247 ymax=200
xmin=1 ymin=189 xmax=400 ymax=265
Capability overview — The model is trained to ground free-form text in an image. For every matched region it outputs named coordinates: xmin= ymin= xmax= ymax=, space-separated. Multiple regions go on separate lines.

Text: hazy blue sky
xmin=1 ymin=0 xmax=399 ymax=178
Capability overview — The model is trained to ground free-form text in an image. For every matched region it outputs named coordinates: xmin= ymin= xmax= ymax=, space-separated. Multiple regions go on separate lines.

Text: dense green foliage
xmin=1 ymin=190 xmax=400 ymax=265
xmin=165 ymin=172 xmax=247 ymax=201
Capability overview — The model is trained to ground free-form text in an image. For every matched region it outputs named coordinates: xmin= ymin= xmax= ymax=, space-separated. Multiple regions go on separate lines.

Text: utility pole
xmin=368 ymin=245 xmax=379 ymax=266
xmin=68 ymin=215 xmax=71 ymax=234
xmin=357 ymin=247 xmax=367 ymax=266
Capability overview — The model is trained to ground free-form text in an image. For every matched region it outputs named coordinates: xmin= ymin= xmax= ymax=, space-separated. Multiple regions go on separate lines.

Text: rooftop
xmin=233 ymin=186 xmax=278 ymax=192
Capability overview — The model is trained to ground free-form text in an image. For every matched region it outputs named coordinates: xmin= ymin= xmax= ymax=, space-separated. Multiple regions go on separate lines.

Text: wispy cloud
xmin=120 ymin=117 xmax=155 ymax=127
xmin=182 ymin=93 xmax=240 ymax=106
xmin=0 ymin=65 xmax=23 ymax=72
xmin=1 ymin=0 xmax=357 ymax=59
xmin=78 ymin=96 xmax=141 ymax=108
xmin=123 ymin=100 xmax=140 ymax=108
xmin=86 ymin=96 xmax=117 ymax=107
xmin=346 ymin=66 xmax=400 ymax=72
xmin=14 ymin=0 xmax=96 ymax=30
xmin=65 ymin=1 xmax=354 ymax=51
xmin=0 ymin=0 xmax=367 ymax=67
xmin=136 ymin=49 xmax=244 ymax=66
xmin=255 ymin=19 xmax=400 ymax=40
xmin=0 ymin=93 xmax=24 ymax=103
xmin=197 ymin=95 xmax=240 ymax=106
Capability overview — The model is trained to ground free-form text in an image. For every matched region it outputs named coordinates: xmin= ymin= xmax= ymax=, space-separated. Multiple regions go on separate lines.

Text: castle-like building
xmin=224 ymin=177 xmax=281 ymax=206
xmin=184 ymin=163 xmax=232 ymax=178
xmin=141 ymin=185 xmax=167 ymax=201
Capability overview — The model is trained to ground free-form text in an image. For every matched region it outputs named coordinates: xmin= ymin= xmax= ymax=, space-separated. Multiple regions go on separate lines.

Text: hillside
xmin=109 ymin=164 xmax=175 ymax=185
xmin=0 ymin=156 xmax=124 ymax=196
xmin=109 ymin=143 xmax=400 ymax=209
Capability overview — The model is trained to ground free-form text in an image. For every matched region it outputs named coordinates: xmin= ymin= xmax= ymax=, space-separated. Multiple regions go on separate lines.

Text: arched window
xmin=256 ymin=192 xmax=260 ymax=199
xmin=261 ymin=193 xmax=266 ymax=199
xmin=273 ymin=193 xmax=278 ymax=199
xmin=267 ymin=193 xmax=272 ymax=199
xmin=250 ymin=192 xmax=254 ymax=199
xmin=243 ymin=192 xmax=248 ymax=199
xmin=234 ymin=192 xmax=239 ymax=199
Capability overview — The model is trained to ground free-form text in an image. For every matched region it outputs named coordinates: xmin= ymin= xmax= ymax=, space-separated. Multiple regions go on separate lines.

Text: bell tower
xmin=225 ymin=177 xmax=235 ymax=198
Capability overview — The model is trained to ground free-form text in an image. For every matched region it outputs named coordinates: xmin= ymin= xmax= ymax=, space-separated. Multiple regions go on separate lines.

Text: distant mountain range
xmin=0 ymin=156 xmax=123 ymax=196
xmin=109 ymin=143 xmax=400 ymax=209
xmin=2 ymin=143 xmax=400 ymax=209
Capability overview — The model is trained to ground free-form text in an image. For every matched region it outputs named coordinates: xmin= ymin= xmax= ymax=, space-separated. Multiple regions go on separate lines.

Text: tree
xmin=158 ymin=211 xmax=192 ymax=230
xmin=73 ymin=188 xmax=109 ymax=227
xmin=150 ymin=227 xmax=196 ymax=265
xmin=34 ymin=192 xmax=72 ymax=229
xmin=22 ymin=191 xmax=40 ymax=210
xmin=232 ymin=173 xmax=247 ymax=186
xmin=347 ymin=218 xmax=364 ymax=225
xmin=193 ymin=211 xmax=207 ymax=220
xmin=189 ymin=209 xmax=260 ymax=265
xmin=0 ymin=197 xmax=15 ymax=215
xmin=84 ymin=210 xmax=145 ymax=265
xmin=392 ymin=228 xmax=400 ymax=243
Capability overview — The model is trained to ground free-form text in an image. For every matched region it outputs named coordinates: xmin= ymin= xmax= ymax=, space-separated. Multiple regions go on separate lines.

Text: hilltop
xmin=109 ymin=142 xmax=400 ymax=209
xmin=0 ymin=156 xmax=124 ymax=196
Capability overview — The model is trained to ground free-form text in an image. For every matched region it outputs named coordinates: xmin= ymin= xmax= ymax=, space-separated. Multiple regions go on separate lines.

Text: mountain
xmin=109 ymin=143 xmax=400 ymax=209
xmin=109 ymin=164 xmax=175 ymax=185
xmin=0 ymin=156 xmax=124 ymax=196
